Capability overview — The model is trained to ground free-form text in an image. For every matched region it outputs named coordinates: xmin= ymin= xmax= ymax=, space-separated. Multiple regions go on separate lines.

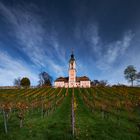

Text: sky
xmin=0 ymin=0 xmax=140 ymax=86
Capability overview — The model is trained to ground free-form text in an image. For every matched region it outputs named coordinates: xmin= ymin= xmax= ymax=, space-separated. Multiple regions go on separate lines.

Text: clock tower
xmin=69 ymin=52 xmax=76 ymax=87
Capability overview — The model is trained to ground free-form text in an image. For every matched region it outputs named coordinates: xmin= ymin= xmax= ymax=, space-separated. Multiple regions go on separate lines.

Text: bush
xmin=20 ymin=77 xmax=30 ymax=88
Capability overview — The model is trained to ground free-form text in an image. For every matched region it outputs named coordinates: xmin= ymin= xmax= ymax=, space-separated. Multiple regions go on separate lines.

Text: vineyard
xmin=0 ymin=87 xmax=140 ymax=140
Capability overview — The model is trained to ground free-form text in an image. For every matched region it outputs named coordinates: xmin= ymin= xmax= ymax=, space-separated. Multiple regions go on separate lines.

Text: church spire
xmin=70 ymin=49 xmax=75 ymax=62
xmin=69 ymin=50 xmax=76 ymax=86
xmin=69 ymin=49 xmax=76 ymax=70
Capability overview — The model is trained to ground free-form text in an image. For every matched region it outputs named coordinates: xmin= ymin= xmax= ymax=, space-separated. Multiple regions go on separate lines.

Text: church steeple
xmin=69 ymin=51 xmax=76 ymax=69
xmin=69 ymin=51 xmax=76 ymax=87
xmin=69 ymin=50 xmax=75 ymax=62
xmin=54 ymin=50 xmax=91 ymax=88
xmin=70 ymin=50 xmax=75 ymax=60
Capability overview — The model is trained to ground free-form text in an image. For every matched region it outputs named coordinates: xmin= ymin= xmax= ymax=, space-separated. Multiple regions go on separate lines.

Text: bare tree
xmin=38 ymin=72 xmax=52 ymax=87
xmin=13 ymin=77 xmax=21 ymax=88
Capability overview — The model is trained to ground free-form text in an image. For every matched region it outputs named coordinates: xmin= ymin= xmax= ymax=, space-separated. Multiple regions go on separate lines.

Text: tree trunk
xmin=131 ymin=80 xmax=133 ymax=87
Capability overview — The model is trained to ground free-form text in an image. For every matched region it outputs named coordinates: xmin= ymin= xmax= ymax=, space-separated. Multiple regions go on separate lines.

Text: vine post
xmin=71 ymin=87 xmax=75 ymax=136
xmin=3 ymin=109 xmax=8 ymax=134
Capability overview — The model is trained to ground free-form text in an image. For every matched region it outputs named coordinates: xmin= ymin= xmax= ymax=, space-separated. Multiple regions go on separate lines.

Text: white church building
xmin=54 ymin=52 xmax=91 ymax=88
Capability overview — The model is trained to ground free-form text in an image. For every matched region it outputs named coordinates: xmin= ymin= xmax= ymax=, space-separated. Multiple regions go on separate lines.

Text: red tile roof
xmin=55 ymin=76 xmax=90 ymax=82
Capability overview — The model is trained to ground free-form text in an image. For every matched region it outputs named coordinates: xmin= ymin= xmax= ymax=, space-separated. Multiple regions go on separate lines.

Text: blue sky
xmin=0 ymin=0 xmax=140 ymax=86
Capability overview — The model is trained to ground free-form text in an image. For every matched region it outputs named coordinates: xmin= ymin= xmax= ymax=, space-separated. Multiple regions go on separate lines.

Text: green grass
xmin=0 ymin=87 xmax=140 ymax=140
xmin=74 ymin=88 xmax=140 ymax=140
xmin=0 ymin=88 xmax=72 ymax=140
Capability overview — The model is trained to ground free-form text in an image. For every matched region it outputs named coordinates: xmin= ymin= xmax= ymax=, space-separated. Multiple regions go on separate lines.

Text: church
xmin=54 ymin=52 xmax=91 ymax=88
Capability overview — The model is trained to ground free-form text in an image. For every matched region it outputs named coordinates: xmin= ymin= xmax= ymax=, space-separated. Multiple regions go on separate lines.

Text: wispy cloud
xmin=0 ymin=1 xmax=66 ymax=79
xmin=96 ymin=31 xmax=134 ymax=70
xmin=0 ymin=1 xmax=139 ymax=86
xmin=0 ymin=50 xmax=38 ymax=86
xmin=77 ymin=23 xmax=135 ymax=84
xmin=85 ymin=23 xmax=101 ymax=54
xmin=0 ymin=2 xmax=45 ymax=65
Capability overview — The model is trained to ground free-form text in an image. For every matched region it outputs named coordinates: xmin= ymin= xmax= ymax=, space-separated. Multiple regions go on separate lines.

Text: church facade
xmin=54 ymin=52 xmax=91 ymax=88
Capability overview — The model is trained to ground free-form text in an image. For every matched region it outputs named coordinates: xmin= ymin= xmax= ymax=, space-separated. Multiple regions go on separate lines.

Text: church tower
xmin=69 ymin=51 xmax=76 ymax=87
xmin=54 ymin=51 xmax=91 ymax=88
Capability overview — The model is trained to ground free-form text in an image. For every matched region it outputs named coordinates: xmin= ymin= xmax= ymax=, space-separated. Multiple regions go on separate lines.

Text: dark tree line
xmin=91 ymin=80 xmax=108 ymax=87
xmin=13 ymin=65 xmax=140 ymax=88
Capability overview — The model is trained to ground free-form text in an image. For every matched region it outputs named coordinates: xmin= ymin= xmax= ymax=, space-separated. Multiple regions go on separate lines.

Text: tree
xmin=13 ymin=77 xmax=21 ymax=88
xmin=20 ymin=77 xmax=30 ymax=88
xmin=124 ymin=65 xmax=137 ymax=86
xmin=91 ymin=80 xmax=107 ymax=87
xmin=91 ymin=80 xmax=100 ymax=86
xmin=99 ymin=80 xmax=108 ymax=87
xmin=38 ymin=72 xmax=52 ymax=87
xmin=137 ymin=72 xmax=140 ymax=84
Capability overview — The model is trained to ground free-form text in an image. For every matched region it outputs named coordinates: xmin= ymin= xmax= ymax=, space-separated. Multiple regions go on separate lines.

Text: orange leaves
xmin=16 ymin=101 xmax=28 ymax=111
xmin=2 ymin=102 xmax=12 ymax=110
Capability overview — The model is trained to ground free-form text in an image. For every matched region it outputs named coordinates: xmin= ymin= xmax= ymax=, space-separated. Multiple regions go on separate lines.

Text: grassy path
xmin=44 ymin=88 xmax=72 ymax=139
xmin=74 ymin=88 xmax=96 ymax=139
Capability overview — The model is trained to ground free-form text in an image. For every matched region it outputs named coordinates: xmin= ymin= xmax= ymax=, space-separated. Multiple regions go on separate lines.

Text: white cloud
xmin=48 ymin=29 xmax=67 ymax=64
xmin=96 ymin=31 xmax=134 ymax=70
xmin=0 ymin=50 xmax=38 ymax=86
xmin=85 ymin=23 xmax=102 ymax=56
xmin=47 ymin=59 xmax=66 ymax=76
xmin=0 ymin=2 xmax=49 ymax=54
xmin=83 ymin=25 xmax=135 ymax=84
xmin=0 ymin=1 xmax=66 ymax=79
xmin=83 ymin=23 xmax=134 ymax=70
xmin=86 ymin=24 xmax=100 ymax=46
xmin=0 ymin=1 xmax=139 ymax=86
xmin=0 ymin=2 xmax=18 ymax=26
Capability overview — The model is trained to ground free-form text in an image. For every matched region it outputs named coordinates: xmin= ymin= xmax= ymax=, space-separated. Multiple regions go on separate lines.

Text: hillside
xmin=0 ymin=87 xmax=140 ymax=140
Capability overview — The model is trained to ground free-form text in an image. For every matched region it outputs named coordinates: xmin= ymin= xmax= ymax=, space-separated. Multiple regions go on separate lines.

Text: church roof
xmin=55 ymin=77 xmax=68 ymax=82
xmin=55 ymin=76 xmax=90 ymax=82
xmin=76 ymin=76 xmax=90 ymax=82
